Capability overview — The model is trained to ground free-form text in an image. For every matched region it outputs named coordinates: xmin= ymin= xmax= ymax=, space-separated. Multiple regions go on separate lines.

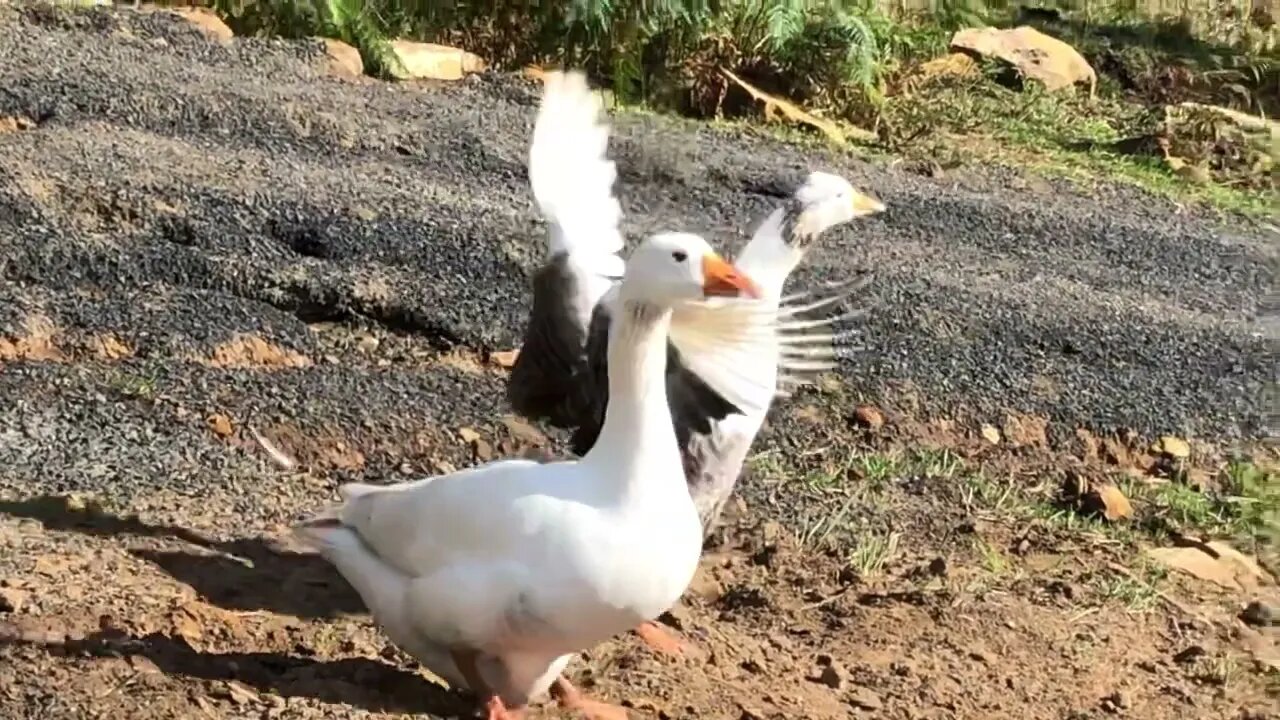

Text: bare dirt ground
xmin=0 ymin=5 xmax=1276 ymax=720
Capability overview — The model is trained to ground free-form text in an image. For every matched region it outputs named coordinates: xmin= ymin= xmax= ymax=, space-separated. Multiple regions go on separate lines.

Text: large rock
xmin=164 ymin=7 xmax=234 ymax=44
xmin=388 ymin=41 xmax=485 ymax=81
xmin=951 ymin=26 xmax=1095 ymax=94
xmin=317 ymin=37 xmax=363 ymax=78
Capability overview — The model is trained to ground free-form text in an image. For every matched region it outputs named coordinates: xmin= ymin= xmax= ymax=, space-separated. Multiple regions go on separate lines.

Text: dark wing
xmin=568 ymin=303 xmax=742 ymax=457
xmin=507 ymin=253 xmax=597 ymax=428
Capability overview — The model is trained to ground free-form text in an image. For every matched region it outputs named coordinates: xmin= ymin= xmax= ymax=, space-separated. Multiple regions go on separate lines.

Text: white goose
xmin=296 ymin=232 xmax=765 ymax=720
xmin=508 ymin=71 xmax=885 ymax=577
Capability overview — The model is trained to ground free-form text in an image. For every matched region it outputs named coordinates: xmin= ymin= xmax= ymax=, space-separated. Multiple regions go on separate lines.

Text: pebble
xmin=852 ymin=405 xmax=885 ymax=430
xmin=847 ymin=687 xmax=883 ymax=711
xmin=814 ymin=661 xmax=846 ymax=689
xmin=1240 ymin=600 xmax=1276 ymax=627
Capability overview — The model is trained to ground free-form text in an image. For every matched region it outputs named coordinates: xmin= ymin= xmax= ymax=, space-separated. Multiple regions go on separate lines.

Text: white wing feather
xmin=667 ymin=276 xmax=869 ymax=414
xmin=528 ymin=71 xmax=626 ymax=329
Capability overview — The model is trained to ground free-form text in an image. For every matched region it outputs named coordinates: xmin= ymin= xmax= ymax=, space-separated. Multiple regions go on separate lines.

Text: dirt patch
xmin=0 ymin=493 xmax=1275 ymax=720
xmin=87 ymin=333 xmax=133 ymax=360
xmin=435 ymin=349 xmax=493 ymax=376
xmin=208 ymin=335 xmax=312 ymax=370
xmin=252 ymin=423 xmax=366 ymax=473
xmin=0 ymin=314 xmax=65 ymax=362
xmin=0 ymin=114 xmax=34 ymax=134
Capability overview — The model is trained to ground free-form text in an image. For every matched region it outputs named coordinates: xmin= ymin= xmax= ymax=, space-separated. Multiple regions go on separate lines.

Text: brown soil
xmin=208 ymin=335 xmax=313 ymax=370
xmin=0 ymin=314 xmax=65 ymax=363
xmin=1 ymin=426 xmax=1276 ymax=720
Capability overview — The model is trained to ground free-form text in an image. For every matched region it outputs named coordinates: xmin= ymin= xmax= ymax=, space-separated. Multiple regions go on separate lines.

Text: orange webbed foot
xmin=633 ymin=619 xmax=692 ymax=658
xmin=483 ymin=695 xmax=526 ymax=720
xmin=551 ymin=677 xmax=629 ymax=720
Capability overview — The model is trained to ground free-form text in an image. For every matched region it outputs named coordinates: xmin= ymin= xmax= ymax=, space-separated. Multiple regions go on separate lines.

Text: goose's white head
xmin=621 ymin=232 xmax=760 ymax=304
xmin=791 ymin=171 xmax=885 ymax=239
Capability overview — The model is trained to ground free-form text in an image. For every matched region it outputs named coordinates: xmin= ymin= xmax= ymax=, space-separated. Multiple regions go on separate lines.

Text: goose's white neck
xmin=581 ymin=298 xmax=683 ymax=501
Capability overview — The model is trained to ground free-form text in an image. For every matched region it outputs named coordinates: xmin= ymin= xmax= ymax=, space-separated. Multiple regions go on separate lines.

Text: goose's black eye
xmin=671 ymin=251 xmax=688 ymax=262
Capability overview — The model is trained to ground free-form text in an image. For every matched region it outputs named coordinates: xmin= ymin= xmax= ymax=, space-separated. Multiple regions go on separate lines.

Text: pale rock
xmin=1145 ymin=541 xmax=1268 ymax=591
xmin=388 ymin=41 xmax=485 ymax=81
xmin=164 ymin=7 xmax=234 ymax=44
xmin=980 ymin=424 xmax=1001 ymax=444
xmin=1153 ymin=435 xmax=1191 ymax=459
xmin=318 ymin=38 xmax=363 ymax=78
xmin=951 ymin=26 xmax=1095 ymax=94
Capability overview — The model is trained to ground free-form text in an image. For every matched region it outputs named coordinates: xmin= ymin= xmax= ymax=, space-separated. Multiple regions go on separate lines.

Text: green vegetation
xmin=1095 ymin=559 xmax=1166 ymax=612
xmin=197 ymin=0 xmax=1278 ymax=211
xmin=848 ymin=528 xmax=901 ymax=575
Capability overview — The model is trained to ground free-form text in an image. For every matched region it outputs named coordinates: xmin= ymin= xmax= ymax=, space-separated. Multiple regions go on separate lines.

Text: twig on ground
xmin=249 ymin=424 xmax=297 ymax=470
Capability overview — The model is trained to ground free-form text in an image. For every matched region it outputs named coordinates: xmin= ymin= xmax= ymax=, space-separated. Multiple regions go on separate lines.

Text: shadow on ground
xmin=0 ymin=626 xmax=464 ymax=716
xmin=0 ymin=495 xmax=366 ymax=618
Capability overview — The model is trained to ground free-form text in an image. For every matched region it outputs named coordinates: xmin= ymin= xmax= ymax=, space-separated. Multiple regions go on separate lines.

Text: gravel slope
xmin=0 ymin=4 xmax=1274 ymax=505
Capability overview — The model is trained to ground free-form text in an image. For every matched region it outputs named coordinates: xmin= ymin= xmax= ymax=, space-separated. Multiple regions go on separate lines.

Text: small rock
xmin=1094 ymin=483 xmax=1133 ymax=521
xmin=847 ymin=687 xmax=882 ymax=711
xmin=224 ymin=680 xmax=258 ymax=706
xmin=927 ymin=557 xmax=948 ymax=577
xmin=490 ymin=349 xmax=520 ymax=368
xmin=686 ymin=568 xmax=724 ymax=601
xmin=500 ymin=415 xmax=546 ymax=445
xmin=457 ymin=427 xmax=481 ymax=444
xmin=388 ymin=40 xmax=486 ymax=81
xmin=0 ymin=115 xmax=34 ymax=134
xmin=852 ymin=405 xmax=884 ymax=430
xmin=1100 ymin=690 xmax=1130 ymax=713
xmin=980 ymin=424 xmax=1001 ymax=444
xmin=356 ymin=334 xmax=380 ymax=353
xmin=1172 ymin=645 xmax=1206 ymax=664
xmin=473 ymin=438 xmax=495 ymax=462
xmin=812 ymin=659 xmax=847 ymax=689
xmin=660 ymin=602 xmax=691 ymax=630
xmin=128 ymin=654 xmax=162 ymax=675
xmin=318 ymin=37 xmax=363 ymax=77
xmin=0 ymin=587 xmax=28 ymax=613
xmin=207 ymin=413 xmax=233 ymax=438
xmin=1153 ymin=435 xmax=1191 ymax=459
xmin=1241 ymin=600 xmax=1276 ymax=627
xmin=760 ymin=520 xmax=785 ymax=543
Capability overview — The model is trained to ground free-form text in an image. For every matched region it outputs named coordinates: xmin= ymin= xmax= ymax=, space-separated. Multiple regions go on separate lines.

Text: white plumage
xmin=297 ymin=230 xmax=763 ymax=720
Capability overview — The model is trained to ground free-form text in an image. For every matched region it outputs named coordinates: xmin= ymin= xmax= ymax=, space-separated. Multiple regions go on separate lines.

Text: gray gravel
xmin=0 ymin=5 xmax=1274 ymax=505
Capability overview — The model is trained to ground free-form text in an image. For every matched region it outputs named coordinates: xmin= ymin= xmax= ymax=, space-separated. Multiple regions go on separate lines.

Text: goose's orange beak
xmin=701 ymin=253 xmax=760 ymax=299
